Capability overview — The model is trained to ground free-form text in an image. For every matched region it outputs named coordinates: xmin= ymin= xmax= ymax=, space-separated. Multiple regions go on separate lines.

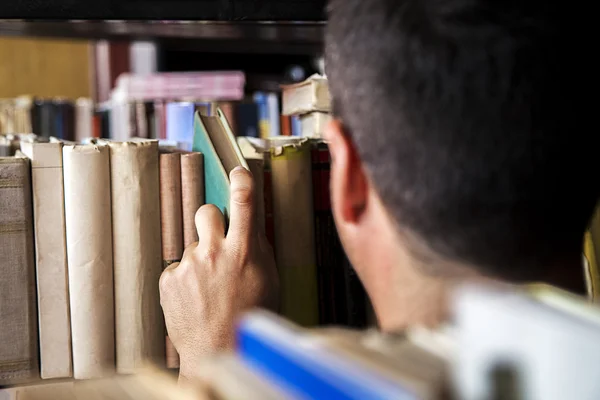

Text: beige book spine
xmin=269 ymin=140 xmax=318 ymax=326
xmin=159 ymin=152 xmax=183 ymax=368
xmin=109 ymin=140 xmax=165 ymax=373
xmin=63 ymin=144 xmax=115 ymax=379
xmin=0 ymin=156 xmax=38 ymax=385
xmin=180 ymin=152 xmax=205 ymax=247
xmin=20 ymin=142 xmax=73 ymax=379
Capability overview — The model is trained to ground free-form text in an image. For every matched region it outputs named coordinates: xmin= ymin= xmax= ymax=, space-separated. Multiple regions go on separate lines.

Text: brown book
xmin=159 ymin=152 xmax=184 ymax=369
xmin=109 ymin=140 xmax=165 ymax=373
xmin=0 ymin=154 xmax=39 ymax=385
xmin=180 ymin=152 xmax=205 ymax=247
xmin=63 ymin=144 xmax=115 ymax=379
xmin=20 ymin=141 xmax=73 ymax=379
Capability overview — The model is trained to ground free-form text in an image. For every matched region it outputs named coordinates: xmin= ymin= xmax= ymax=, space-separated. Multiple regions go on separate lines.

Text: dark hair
xmin=325 ymin=0 xmax=595 ymax=280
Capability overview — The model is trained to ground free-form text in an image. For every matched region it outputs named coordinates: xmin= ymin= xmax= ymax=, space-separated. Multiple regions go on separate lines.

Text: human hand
xmin=159 ymin=166 xmax=279 ymax=382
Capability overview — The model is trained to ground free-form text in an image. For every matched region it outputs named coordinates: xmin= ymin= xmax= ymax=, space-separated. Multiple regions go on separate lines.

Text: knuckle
xmin=229 ymin=243 xmax=250 ymax=265
xmin=199 ymin=245 xmax=220 ymax=265
xmin=159 ymin=270 xmax=173 ymax=294
xmin=231 ymin=185 xmax=253 ymax=206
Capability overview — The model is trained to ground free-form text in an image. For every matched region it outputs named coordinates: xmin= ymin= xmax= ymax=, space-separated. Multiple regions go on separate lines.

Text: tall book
xmin=20 ymin=141 xmax=73 ymax=379
xmin=63 ymin=144 xmax=115 ymax=379
xmin=268 ymin=138 xmax=318 ymax=326
xmin=181 ymin=152 xmax=205 ymax=247
xmin=109 ymin=140 xmax=165 ymax=373
xmin=159 ymin=152 xmax=184 ymax=369
xmin=0 ymin=154 xmax=38 ymax=385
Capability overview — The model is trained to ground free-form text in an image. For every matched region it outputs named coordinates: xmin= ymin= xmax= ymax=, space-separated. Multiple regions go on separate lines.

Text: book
xmin=281 ymin=74 xmax=331 ymax=116
xmin=159 ymin=152 xmax=184 ymax=369
xmin=181 ymin=152 xmax=205 ymax=247
xmin=109 ymin=140 xmax=165 ymax=373
xmin=20 ymin=141 xmax=73 ymax=379
xmin=236 ymin=310 xmax=422 ymax=399
xmin=267 ymin=137 xmax=318 ymax=326
xmin=300 ymin=111 xmax=332 ymax=138
xmin=192 ymin=107 xmax=249 ymax=224
xmin=63 ymin=144 xmax=115 ymax=379
xmin=0 ymin=153 xmax=38 ymax=385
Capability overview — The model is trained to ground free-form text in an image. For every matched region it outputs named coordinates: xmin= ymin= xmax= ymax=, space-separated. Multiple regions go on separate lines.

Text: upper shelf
xmin=0 ymin=0 xmax=325 ymax=21
xmin=0 ymin=20 xmax=325 ymax=54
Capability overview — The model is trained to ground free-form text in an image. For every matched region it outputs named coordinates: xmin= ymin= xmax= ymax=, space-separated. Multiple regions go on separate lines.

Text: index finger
xmin=226 ymin=166 xmax=255 ymax=246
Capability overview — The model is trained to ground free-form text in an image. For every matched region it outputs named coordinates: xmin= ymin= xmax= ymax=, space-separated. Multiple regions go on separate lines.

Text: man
xmin=160 ymin=0 xmax=592 ymax=382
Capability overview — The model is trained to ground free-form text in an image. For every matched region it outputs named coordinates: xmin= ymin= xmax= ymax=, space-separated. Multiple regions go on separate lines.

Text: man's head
xmin=324 ymin=0 xmax=594 ymax=311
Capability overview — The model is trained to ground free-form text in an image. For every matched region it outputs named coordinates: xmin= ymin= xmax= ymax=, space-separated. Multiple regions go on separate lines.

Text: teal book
xmin=192 ymin=107 xmax=249 ymax=225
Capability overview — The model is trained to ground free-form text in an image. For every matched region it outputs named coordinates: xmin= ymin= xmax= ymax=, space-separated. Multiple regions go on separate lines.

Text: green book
xmin=192 ymin=107 xmax=249 ymax=226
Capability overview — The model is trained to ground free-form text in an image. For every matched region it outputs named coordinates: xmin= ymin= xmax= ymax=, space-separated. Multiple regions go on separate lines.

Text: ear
xmin=324 ymin=119 xmax=368 ymax=225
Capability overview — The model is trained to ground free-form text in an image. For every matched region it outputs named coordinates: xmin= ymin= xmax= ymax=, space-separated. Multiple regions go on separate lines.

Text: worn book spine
xmin=0 ymin=156 xmax=38 ymax=385
xmin=109 ymin=140 xmax=165 ymax=374
xmin=63 ymin=144 xmax=115 ymax=379
xmin=20 ymin=142 xmax=73 ymax=379
xmin=180 ymin=152 xmax=205 ymax=247
xmin=270 ymin=141 xmax=318 ymax=326
xmin=75 ymin=98 xmax=94 ymax=142
xmin=159 ymin=152 xmax=183 ymax=369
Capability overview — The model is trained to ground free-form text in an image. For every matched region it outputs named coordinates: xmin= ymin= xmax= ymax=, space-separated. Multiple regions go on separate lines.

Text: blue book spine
xmin=236 ymin=313 xmax=417 ymax=400
xmin=253 ymin=92 xmax=270 ymax=139
xmin=166 ymin=102 xmax=195 ymax=151
xmin=291 ymin=116 xmax=302 ymax=137
xmin=236 ymin=103 xmax=259 ymax=138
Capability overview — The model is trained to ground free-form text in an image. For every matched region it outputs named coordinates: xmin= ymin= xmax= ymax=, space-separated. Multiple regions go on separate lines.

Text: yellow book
xmin=268 ymin=137 xmax=319 ymax=326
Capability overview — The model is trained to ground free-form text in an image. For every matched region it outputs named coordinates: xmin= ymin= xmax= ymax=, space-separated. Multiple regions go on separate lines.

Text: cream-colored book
xmin=281 ymin=74 xmax=331 ymax=116
xmin=299 ymin=111 xmax=332 ymax=138
xmin=109 ymin=140 xmax=165 ymax=373
xmin=63 ymin=144 xmax=115 ymax=379
xmin=20 ymin=141 xmax=73 ymax=379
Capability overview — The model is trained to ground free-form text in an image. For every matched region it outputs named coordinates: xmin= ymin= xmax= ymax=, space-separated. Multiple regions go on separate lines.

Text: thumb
xmin=226 ymin=166 xmax=255 ymax=247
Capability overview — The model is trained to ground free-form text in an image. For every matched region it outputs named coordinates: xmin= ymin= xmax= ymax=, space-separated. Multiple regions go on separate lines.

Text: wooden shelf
xmin=0 ymin=20 xmax=324 ymax=54
xmin=0 ymin=1 xmax=325 ymax=21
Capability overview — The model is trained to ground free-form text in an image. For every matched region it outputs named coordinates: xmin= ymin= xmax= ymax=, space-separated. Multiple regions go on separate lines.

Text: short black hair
xmin=325 ymin=0 xmax=595 ymax=280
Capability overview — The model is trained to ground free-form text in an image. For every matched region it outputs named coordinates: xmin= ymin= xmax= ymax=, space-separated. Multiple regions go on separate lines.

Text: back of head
xmin=325 ymin=0 xmax=595 ymax=281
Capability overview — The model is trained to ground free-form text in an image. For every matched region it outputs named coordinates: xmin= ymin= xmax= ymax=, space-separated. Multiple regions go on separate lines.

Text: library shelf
xmin=0 ymin=0 xmax=325 ymax=21
xmin=0 ymin=20 xmax=325 ymax=55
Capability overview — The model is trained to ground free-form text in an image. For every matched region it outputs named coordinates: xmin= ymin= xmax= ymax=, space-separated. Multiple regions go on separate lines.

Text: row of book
xmin=3 ymin=284 xmax=599 ymax=399
xmin=0 ymin=74 xmax=369 ymax=386
xmin=0 ymin=72 xmax=331 ymax=145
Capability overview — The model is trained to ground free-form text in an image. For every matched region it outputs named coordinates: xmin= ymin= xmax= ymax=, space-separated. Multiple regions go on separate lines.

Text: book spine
xmin=25 ymin=142 xmax=73 ymax=379
xmin=181 ymin=152 xmax=205 ymax=247
xmin=0 ymin=157 xmax=39 ymax=385
xmin=109 ymin=141 xmax=165 ymax=373
xmin=270 ymin=142 xmax=318 ymax=326
xmin=75 ymin=98 xmax=94 ymax=142
xmin=246 ymin=159 xmax=266 ymax=236
xmin=263 ymin=157 xmax=276 ymax=252
xmin=63 ymin=144 xmax=115 ymax=379
xmin=166 ymin=102 xmax=195 ymax=152
xmin=159 ymin=153 xmax=184 ymax=369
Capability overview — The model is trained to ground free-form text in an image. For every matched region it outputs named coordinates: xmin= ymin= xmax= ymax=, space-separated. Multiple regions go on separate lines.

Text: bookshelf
xmin=0 ymin=0 xmax=326 ymax=20
xmin=0 ymin=10 xmax=338 ymax=394
xmin=0 ymin=20 xmax=325 ymax=55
